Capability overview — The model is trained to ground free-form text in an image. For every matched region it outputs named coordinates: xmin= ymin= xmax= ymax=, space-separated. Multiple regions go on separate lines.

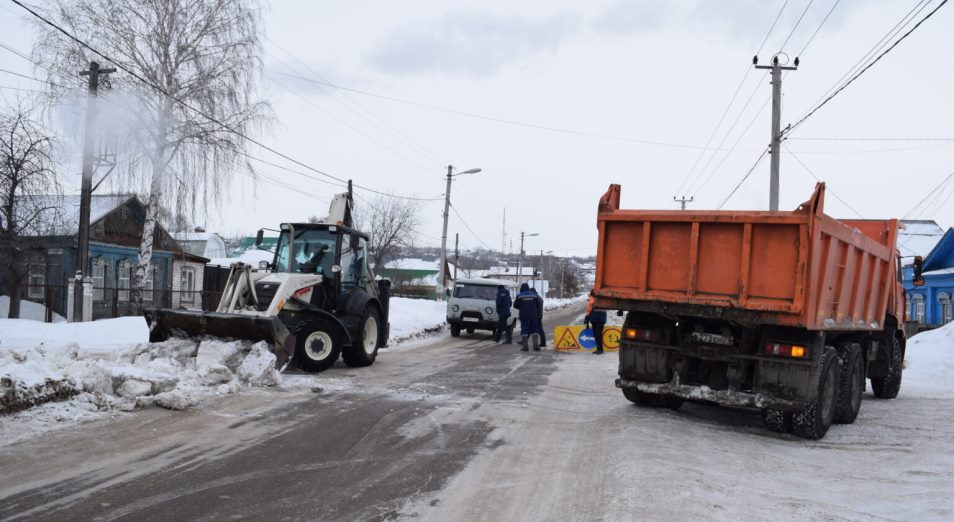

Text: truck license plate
xmin=691 ymin=332 xmax=734 ymax=346
xmin=463 ymin=317 xmax=479 ymax=322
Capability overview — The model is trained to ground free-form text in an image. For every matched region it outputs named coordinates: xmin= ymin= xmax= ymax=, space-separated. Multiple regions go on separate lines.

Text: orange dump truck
xmin=593 ymin=183 xmax=912 ymax=439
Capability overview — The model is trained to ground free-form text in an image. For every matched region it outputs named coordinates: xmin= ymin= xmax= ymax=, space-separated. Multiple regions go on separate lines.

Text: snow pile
xmin=904 ymin=321 xmax=954 ymax=395
xmin=543 ymin=295 xmax=587 ymax=311
xmin=387 ymin=297 xmax=448 ymax=342
xmin=0 ymin=318 xmax=282 ymax=415
xmin=1 ymin=295 xmax=65 ymax=322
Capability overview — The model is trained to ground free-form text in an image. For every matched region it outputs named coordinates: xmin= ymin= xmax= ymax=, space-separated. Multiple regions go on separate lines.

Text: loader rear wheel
xmin=343 ymin=307 xmax=381 ymax=367
xmin=871 ymin=337 xmax=903 ymax=399
xmin=296 ymin=322 xmax=341 ymax=373
xmin=792 ymin=347 xmax=839 ymax=440
xmin=834 ymin=343 xmax=864 ymax=424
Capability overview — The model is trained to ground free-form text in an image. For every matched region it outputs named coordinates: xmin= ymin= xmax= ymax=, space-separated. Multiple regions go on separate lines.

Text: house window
xmin=118 ymin=260 xmax=131 ymax=301
xmin=144 ymin=264 xmax=154 ymax=302
xmin=28 ymin=258 xmax=45 ymax=299
xmin=92 ymin=258 xmax=106 ymax=301
xmin=180 ymin=266 xmax=195 ymax=303
xmin=939 ymin=292 xmax=952 ymax=325
xmin=913 ymin=294 xmax=926 ymax=324
xmin=906 ymin=293 xmax=913 ymax=321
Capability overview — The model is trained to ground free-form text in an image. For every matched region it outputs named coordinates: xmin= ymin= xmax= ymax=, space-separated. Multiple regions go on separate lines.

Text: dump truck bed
xmin=593 ymin=183 xmax=902 ymax=331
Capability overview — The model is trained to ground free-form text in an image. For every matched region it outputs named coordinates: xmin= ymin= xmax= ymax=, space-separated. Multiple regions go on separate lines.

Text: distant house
xmin=11 ymin=195 xmax=207 ymax=319
xmin=231 ymin=236 xmax=279 ymax=257
xmin=484 ymin=265 xmax=537 ymax=284
xmin=377 ymin=257 xmax=455 ymax=299
xmin=902 ymin=221 xmax=954 ymax=328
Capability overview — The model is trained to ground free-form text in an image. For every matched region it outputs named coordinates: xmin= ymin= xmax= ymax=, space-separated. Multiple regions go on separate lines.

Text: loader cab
xmin=274 ymin=223 xmax=376 ymax=299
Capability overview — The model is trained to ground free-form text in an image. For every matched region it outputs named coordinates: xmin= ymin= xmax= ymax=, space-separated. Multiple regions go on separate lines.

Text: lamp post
xmin=518 ymin=231 xmax=538 ymax=287
xmin=439 ymin=165 xmax=481 ymax=300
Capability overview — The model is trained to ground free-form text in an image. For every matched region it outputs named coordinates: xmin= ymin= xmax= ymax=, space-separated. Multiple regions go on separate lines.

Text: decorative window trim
xmin=92 ymin=258 xmax=106 ymax=302
xmin=28 ymin=258 xmax=45 ymax=299
xmin=180 ymin=266 xmax=195 ymax=303
xmin=118 ymin=260 xmax=131 ymax=302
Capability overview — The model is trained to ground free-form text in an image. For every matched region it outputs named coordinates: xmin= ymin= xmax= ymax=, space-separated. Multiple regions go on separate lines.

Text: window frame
xmin=92 ymin=258 xmax=106 ymax=302
xmin=28 ymin=258 xmax=45 ymax=299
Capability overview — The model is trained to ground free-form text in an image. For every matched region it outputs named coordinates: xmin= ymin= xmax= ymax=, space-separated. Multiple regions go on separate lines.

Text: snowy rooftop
xmin=24 ymin=194 xmax=135 ymax=236
xmin=208 ymin=249 xmax=274 ymax=268
xmin=384 ymin=258 xmax=441 ymax=271
xmin=899 ymin=220 xmax=946 ymax=260
xmin=486 ymin=266 xmax=535 ymax=276
xmin=172 ymin=231 xmax=219 ymax=242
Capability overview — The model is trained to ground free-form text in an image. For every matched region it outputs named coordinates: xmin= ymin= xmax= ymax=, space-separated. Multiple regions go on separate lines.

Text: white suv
xmin=446 ymin=278 xmax=517 ymax=337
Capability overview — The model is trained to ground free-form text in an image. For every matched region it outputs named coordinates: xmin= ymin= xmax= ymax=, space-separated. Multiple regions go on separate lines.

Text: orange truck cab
xmin=592 ymin=183 xmax=909 ymax=439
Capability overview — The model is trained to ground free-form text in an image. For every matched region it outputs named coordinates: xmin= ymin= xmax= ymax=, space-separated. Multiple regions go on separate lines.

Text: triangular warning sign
xmin=556 ymin=328 xmax=579 ymax=350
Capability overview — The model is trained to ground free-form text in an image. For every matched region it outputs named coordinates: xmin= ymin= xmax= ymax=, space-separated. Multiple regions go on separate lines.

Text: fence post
xmin=45 ymin=285 xmax=53 ymax=323
xmin=112 ymin=287 xmax=119 ymax=318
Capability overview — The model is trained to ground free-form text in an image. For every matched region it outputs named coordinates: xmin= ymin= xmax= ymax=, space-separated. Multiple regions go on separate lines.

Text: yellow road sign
xmin=552 ymin=325 xmax=622 ymax=352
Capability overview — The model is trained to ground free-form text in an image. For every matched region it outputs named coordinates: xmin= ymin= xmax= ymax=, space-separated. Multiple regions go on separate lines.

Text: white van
xmin=445 ymin=278 xmax=518 ymax=337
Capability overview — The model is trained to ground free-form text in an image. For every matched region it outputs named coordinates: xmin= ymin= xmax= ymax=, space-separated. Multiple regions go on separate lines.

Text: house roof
xmin=208 ymin=249 xmax=274 ymax=268
xmin=384 ymin=258 xmax=440 ymax=271
xmin=486 ymin=265 xmax=535 ymax=276
xmin=232 ymin=236 xmax=278 ymax=256
xmin=898 ymin=220 xmax=946 ymax=260
xmin=25 ymin=194 xmax=137 ymax=236
xmin=923 ymin=228 xmax=954 ymax=271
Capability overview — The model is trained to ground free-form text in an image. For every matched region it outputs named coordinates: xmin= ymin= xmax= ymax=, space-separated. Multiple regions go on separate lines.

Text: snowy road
xmin=1 ymin=305 xmax=953 ymax=521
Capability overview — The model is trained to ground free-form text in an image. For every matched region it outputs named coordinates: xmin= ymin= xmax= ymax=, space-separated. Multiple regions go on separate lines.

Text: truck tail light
xmin=764 ymin=342 xmax=809 ymax=358
xmin=623 ymin=327 xmax=661 ymax=342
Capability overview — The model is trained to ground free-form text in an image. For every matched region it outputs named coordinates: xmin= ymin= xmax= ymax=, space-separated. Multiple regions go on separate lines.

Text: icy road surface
xmin=1 ymin=307 xmax=952 ymax=521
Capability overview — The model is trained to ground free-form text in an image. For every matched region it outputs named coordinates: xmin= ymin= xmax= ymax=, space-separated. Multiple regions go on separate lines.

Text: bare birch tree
xmin=354 ymin=195 xmax=422 ymax=270
xmin=32 ymin=0 xmax=269 ymax=311
xmin=0 ymin=102 xmax=60 ymax=319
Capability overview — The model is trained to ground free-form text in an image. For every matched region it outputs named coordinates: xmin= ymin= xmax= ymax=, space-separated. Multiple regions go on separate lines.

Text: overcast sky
xmin=1 ymin=0 xmax=953 ymax=256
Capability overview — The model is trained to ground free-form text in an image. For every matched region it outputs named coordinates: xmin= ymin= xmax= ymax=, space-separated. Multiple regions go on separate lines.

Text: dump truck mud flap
xmin=144 ymin=308 xmax=295 ymax=368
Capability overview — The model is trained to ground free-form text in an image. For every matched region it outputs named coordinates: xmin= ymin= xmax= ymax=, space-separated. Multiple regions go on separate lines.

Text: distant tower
xmin=501 ymin=208 xmax=507 ymax=254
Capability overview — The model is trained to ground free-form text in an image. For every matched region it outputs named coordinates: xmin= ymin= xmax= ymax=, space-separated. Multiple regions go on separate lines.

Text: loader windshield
xmin=275 ymin=228 xmax=338 ymax=274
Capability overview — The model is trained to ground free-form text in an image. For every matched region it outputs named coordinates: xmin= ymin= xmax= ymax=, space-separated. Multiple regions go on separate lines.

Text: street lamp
xmin=440 ymin=165 xmax=481 ymax=300
xmin=518 ymin=231 xmax=538 ymax=287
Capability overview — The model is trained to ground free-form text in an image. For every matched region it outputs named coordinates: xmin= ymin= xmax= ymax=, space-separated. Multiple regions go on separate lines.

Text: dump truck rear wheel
xmin=871 ymin=337 xmax=903 ymax=399
xmin=295 ymin=322 xmax=341 ymax=373
xmin=792 ymin=347 xmax=839 ymax=440
xmin=761 ymin=409 xmax=793 ymax=433
xmin=343 ymin=307 xmax=381 ymax=367
xmin=834 ymin=343 xmax=864 ymax=424
xmin=450 ymin=324 xmax=461 ymax=337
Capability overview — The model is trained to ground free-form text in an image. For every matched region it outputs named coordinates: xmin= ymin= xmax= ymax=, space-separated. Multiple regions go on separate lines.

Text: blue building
xmin=11 ymin=195 xmax=206 ymax=319
xmin=900 ymin=220 xmax=954 ymax=327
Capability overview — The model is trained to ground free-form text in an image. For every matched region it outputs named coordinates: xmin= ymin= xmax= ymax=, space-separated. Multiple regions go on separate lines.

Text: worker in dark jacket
xmin=513 ymin=282 xmax=540 ymax=351
xmin=494 ymin=285 xmax=513 ymax=344
xmin=530 ymin=287 xmax=546 ymax=347
xmin=585 ymin=296 xmax=608 ymax=355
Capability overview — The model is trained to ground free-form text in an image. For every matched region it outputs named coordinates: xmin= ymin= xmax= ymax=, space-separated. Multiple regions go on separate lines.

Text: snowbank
xmin=0 ymin=318 xmax=283 ymax=417
xmin=904 ymin=321 xmax=954 ymax=396
xmin=1 ymin=295 xmax=65 ymax=322
xmin=387 ymin=297 xmax=447 ymax=342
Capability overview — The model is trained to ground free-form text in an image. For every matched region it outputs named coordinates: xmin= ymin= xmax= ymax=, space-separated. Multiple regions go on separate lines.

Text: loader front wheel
xmin=296 ymin=322 xmax=341 ymax=373
xmin=343 ymin=307 xmax=381 ymax=367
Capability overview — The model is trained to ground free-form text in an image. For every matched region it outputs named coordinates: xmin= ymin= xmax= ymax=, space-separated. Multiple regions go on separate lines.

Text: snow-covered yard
xmin=0 ymin=296 xmax=64 ymax=323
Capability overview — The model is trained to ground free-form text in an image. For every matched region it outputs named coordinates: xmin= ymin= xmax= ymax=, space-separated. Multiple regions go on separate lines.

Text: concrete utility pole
xmin=73 ymin=61 xmax=115 ymax=321
xmin=439 ymin=165 xmax=480 ymax=300
xmin=674 ymin=196 xmax=694 ymax=210
xmin=754 ymin=54 xmax=797 ymax=211
xmin=517 ymin=231 xmax=538 ymax=287
xmin=454 ymin=233 xmax=459 ymax=281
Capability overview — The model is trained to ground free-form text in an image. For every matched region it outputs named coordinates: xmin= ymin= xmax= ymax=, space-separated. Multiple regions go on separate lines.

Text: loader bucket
xmin=143 ymin=308 xmax=295 ymax=368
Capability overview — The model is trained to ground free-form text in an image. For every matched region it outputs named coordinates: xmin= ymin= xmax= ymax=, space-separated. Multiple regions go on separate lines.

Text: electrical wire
xmin=690 ymin=95 xmax=771 ymax=197
xmin=901 ymin=170 xmax=954 ymax=219
xmin=777 ymin=0 xmax=815 ymax=52
xmin=716 ymin=146 xmax=770 ymax=209
xmin=789 ymin=137 xmax=954 ymax=142
xmin=9 ymin=0 xmax=439 ymax=204
xmin=794 ymin=0 xmax=842 ymax=56
xmin=268 ymin=70 xmax=762 ymax=153
xmin=782 ymin=143 xmax=863 ymax=217
xmin=672 ymin=0 xmax=790 ymax=197
xmin=449 ymin=202 xmax=493 ymax=250
xmin=787 ymin=0 xmax=948 ymax=135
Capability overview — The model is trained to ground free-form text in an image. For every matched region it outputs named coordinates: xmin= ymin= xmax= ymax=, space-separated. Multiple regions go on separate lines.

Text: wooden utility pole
xmin=673 ymin=196 xmax=694 ymax=210
xmin=74 ymin=61 xmax=115 ymax=321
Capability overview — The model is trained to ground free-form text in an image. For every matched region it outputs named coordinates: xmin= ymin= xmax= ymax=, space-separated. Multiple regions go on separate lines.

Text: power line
xmin=782 ymin=143 xmax=863 ymax=218
xmin=901 ymin=170 xmax=954 ymax=219
xmin=777 ymin=0 xmax=815 ymax=52
xmin=9 ymin=0 xmax=438 ymax=204
xmin=673 ymin=0 xmax=790 ymax=198
xmin=795 ymin=0 xmax=842 ymax=56
xmin=690 ymin=95 xmax=771 ymax=197
xmin=717 ymin=146 xmax=771 ymax=209
xmin=449 ymin=203 xmax=493 ymax=250
xmin=267 ymin=38 xmax=447 ymax=167
xmin=789 ymin=137 xmax=954 ymax=142
xmin=267 ymin=70 xmax=762 ymax=153
xmin=787 ymin=0 xmax=948 ymax=135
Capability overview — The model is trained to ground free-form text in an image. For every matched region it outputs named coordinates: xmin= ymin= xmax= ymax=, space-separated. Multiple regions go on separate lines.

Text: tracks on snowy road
xmin=1 ymin=304 xmax=953 ymax=520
